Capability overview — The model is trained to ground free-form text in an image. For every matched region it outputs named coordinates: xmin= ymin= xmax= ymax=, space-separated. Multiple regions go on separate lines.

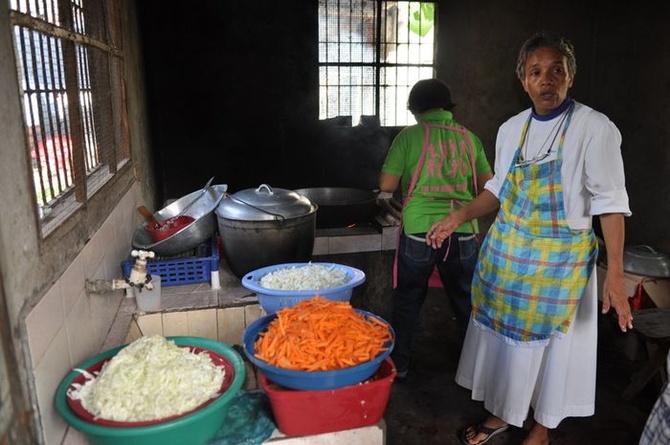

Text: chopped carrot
xmin=253 ymin=296 xmax=393 ymax=371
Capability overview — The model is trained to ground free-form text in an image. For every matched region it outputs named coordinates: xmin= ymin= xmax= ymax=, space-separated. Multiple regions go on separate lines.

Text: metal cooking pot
xmin=623 ymin=245 xmax=670 ymax=278
xmin=294 ymin=187 xmax=380 ymax=229
xmin=215 ymin=184 xmax=317 ymax=279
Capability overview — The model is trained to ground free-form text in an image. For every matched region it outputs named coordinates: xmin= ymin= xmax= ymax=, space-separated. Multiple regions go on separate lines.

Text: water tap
xmin=85 ymin=250 xmax=155 ymax=295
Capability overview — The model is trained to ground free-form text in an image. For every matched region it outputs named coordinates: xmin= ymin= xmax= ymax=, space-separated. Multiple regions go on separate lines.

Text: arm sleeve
xmin=470 ymin=132 xmax=493 ymax=175
xmin=381 ymin=130 xmax=409 ymax=177
xmin=484 ymin=123 xmax=516 ymax=199
xmin=584 ymin=118 xmax=632 ymax=216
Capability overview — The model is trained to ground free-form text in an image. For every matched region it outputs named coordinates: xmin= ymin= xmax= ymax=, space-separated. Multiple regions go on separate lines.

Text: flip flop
xmin=459 ymin=423 xmax=509 ymax=445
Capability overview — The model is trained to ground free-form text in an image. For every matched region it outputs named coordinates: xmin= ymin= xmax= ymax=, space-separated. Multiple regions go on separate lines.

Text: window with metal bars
xmin=9 ymin=0 xmax=129 ymax=236
xmin=318 ymin=0 xmax=436 ymax=127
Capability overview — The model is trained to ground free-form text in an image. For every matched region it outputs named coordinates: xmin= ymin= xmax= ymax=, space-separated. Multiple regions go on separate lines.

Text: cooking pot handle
xmin=228 ymin=194 xmax=286 ymax=222
xmin=255 ymin=184 xmax=274 ymax=195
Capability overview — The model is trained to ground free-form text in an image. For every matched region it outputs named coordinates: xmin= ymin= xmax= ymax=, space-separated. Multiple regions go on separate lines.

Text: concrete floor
xmin=381 ymin=288 xmax=661 ymax=445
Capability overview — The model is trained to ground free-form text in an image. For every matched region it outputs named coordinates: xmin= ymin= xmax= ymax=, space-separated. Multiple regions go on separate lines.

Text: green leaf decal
xmin=408 ymin=3 xmax=434 ymax=37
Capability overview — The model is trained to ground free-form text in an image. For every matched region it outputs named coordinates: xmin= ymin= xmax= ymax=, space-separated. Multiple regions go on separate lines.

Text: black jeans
xmin=390 ymin=232 xmax=479 ymax=373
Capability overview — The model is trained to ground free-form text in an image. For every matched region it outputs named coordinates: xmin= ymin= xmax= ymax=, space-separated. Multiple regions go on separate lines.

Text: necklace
xmin=522 ymin=111 xmax=566 ymax=161
xmin=516 ymin=102 xmax=574 ymax=167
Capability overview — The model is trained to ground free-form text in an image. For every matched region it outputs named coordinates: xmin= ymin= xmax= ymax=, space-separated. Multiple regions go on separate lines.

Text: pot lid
xmin=216 ymin=184 xmax=316 ymax=221
xmin=623 ymin=245 xmax=670 ymax=278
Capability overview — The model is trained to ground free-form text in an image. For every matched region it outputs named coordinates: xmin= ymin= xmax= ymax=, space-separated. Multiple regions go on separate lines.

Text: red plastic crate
xmin=259 ymin=357 xmax=396 ymax=436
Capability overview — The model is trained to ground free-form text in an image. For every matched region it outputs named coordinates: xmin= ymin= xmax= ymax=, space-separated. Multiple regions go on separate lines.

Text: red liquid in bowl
xmin=145 ymin=215 xmax=195 ymax=242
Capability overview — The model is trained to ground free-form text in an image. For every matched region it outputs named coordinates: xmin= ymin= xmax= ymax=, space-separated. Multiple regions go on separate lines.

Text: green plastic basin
xmin=55 ymin=336 xmax=245 ymax=445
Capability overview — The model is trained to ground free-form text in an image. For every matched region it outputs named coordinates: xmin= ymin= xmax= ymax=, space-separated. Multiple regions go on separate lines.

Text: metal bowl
xmin=132 ymin=184 xmax=227 ymax=256
xmin=293 ymin=187 xmax=379 ymax=228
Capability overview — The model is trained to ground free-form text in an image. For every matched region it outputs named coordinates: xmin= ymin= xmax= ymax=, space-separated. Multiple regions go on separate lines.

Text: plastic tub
xmin=260 ymin=357 xmax=396 ymax=436
xmin=121 ymin=237 xmax=219 ymax=287
xmin=241 ymin=262 xmax=366 ymax=314
xmin=55 ymin=336 xmax=245 ymax=445
xmin=243 ymin=310 xmax=394 ymax=391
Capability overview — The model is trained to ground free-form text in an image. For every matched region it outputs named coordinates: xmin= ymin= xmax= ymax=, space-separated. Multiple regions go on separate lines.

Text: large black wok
xmin=294 ymin=187 xmax=380 ymax=229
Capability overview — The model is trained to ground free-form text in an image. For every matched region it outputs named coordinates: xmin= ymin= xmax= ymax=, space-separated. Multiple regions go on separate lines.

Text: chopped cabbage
xmin=67 ymin=335 xmax=225 ymax=422
xmin=259 ymin=263 xmax=348 ymax=290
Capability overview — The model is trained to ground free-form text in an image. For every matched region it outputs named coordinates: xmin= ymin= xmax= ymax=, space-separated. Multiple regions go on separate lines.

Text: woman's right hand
xmin=427 ymin=211 xmax=466 ymax=248
xmin=427 ymin=190 xmax=499 ymax=248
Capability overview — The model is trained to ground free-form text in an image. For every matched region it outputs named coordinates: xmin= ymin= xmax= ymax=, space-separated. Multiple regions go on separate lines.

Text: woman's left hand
xmin=601 ymin=270 xmax=634 ymax=332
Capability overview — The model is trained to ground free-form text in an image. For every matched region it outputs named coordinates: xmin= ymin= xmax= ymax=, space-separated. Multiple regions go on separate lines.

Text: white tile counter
xmin=61 ymin=226 xmax=397 ymax=445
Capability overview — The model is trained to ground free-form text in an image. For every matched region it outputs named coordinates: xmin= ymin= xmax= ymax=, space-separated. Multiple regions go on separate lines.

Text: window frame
xmin=318 ymin=0 xmax=437 ymax=127
xmin=9 ymin=0 xmax=132 ymax=238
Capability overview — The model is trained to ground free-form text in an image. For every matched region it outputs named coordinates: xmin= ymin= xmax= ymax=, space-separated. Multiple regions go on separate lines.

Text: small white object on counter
xmin=136 ymin=275 xmax=161 ymax=311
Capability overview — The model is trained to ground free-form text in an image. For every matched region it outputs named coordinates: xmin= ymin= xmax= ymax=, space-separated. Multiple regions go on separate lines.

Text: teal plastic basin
xmin=55 ymin=336 xmax=245 ymax=445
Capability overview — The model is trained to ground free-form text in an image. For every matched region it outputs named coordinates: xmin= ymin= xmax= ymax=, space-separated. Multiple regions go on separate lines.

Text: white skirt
xmin=455 ymin=273 xmax=599 ymax=428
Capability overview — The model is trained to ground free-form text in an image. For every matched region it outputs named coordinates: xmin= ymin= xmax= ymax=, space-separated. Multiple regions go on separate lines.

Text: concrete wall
xmin=2 ymin=0 xmax=670 ymax=442
xmin=138 ymin=0 xmax=670 ymax=247
xmin=0 ymin=1 xmax=152 ymax=443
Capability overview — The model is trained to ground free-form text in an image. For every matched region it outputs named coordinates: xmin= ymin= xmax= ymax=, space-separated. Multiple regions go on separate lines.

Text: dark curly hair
xmin=515 ymin=31 xmax=577 ymax=80
xmin=407 ymin=79 xmax=456 ymax=114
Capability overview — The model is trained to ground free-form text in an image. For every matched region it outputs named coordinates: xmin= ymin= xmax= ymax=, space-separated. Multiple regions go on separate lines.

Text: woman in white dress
xmin=426 ymin=31 xmax=634 ymax=445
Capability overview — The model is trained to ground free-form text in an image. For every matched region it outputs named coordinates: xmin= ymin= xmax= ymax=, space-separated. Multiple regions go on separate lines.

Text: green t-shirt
xmin=381 ymin=110 xmax=492 ymax=234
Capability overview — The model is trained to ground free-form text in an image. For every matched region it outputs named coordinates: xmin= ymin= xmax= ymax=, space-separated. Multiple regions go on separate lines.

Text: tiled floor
xmin=382 ymin=288 xmax=661 ymax=445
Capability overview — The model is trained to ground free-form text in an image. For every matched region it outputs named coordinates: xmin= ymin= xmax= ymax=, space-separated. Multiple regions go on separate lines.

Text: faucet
xmin=86 ymin=250 xmax=155 ymax=295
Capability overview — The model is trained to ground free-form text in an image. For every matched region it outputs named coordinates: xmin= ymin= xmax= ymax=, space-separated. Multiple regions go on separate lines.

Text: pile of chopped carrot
xmin=254 ymin=296 xmax=393 ymax=371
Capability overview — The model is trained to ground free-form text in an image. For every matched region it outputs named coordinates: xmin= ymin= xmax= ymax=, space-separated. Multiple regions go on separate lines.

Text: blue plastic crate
xmin=121 ymin=237 xmax=219 ymax=287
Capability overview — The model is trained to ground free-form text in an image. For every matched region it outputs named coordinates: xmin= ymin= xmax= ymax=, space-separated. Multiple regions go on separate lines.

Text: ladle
xmin=136 ymin=176 xmax=215 ymax=230
xmin=166 ymin=176 xmax=215 ymax=224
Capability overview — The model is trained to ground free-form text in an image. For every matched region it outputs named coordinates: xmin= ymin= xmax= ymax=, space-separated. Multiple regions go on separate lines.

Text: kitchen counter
xmin=63 ymin=228 xmax=397 ymax=445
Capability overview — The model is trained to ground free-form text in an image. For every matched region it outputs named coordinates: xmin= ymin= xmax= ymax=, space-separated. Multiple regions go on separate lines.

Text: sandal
xmin=459 ymin=423 xmax=509 ymax=445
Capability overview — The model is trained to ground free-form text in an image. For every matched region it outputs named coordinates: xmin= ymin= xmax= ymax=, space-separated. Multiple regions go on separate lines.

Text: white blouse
xmin=485 ymin=101 xmax=632 ymax=230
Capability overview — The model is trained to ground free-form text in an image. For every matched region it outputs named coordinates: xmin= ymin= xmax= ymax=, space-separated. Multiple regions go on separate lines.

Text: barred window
xmin=9 ymin=0 xmax=129 ymax=236
xmin=318 ymin=0 xmax=436 ymax=127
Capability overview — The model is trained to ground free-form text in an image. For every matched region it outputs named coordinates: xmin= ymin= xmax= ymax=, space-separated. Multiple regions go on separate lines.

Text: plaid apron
xmin=471 ymin=104 xmax=597 ymax=344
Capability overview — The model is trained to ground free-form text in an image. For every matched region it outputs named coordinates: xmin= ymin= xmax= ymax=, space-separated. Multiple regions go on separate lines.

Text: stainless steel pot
xmin=623 ymin=245 xmax=670 ymax=278
xmin=215 ymin=184 xmax=317 ymax=279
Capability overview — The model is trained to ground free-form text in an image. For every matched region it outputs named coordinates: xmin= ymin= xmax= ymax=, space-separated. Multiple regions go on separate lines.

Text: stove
xmin=313 ymin=198 xmax=401 ymax=237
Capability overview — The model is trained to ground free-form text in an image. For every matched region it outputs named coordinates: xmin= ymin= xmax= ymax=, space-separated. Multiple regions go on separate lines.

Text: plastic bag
xmin=206 ymin=390 xmax=276 ymax=445
xmin=628 ymin=281 xmax=656 ymax=311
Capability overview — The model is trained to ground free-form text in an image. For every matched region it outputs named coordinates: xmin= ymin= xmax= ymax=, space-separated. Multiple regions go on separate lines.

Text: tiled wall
xmin=124 ymin=305 xmax=265 ymax=390
xmin=24 ymin=184 xmax=142 ymax=445
xmin=57 ymin=296 xmax=266 ymax=445
xmin=24 ymin=189 xmax=399 ymax=445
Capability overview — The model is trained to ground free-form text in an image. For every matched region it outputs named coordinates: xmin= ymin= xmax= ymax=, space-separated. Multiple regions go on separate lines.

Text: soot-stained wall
xmin=137 ymin=0 xmax=670 ymax=247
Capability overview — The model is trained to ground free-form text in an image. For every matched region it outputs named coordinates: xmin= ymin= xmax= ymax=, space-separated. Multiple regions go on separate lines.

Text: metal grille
xmin=318 ymin=0 xmax=436 ymax=126
xmin=9 ymin=0 xmax=128 ymax=234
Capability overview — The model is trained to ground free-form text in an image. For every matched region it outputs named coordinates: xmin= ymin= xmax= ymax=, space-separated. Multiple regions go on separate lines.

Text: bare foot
xmin=520 ymin=423 xmax=550 ymax=445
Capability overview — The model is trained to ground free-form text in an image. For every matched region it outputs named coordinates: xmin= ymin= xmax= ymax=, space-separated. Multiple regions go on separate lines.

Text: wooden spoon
xmin=137 ymin=206 xmax=161 ymax=230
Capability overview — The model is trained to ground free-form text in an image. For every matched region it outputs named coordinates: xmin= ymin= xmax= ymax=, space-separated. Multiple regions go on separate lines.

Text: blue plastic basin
xmin=243 ymin=310 xmax=394 ymax=390
xmin=241 ymin=262 xmax=366 ymax=314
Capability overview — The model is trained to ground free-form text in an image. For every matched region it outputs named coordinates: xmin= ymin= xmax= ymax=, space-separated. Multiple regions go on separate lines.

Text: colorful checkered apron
xmin=471 ymin=104 xmax=597 ymax=344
